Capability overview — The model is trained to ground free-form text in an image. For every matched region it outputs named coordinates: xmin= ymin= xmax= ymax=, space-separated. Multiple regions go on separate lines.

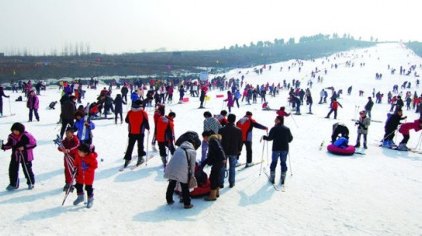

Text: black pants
xmin=124 ymin=134 xmax=146 ymax=160
xmin=326 ymin=109 xmax=337 ymax=119
xmin=241 ymin=141 xmax=253 ymax=163
xmin=384 ymin=127 xmax=396 ymax=141
xmin=166 ymin=180 xmax=190 ymax=206
xmin=60 ymin=118 xmax=75 ymax=138
xmin=29 ymin=108 xmax=39 ymax=121
xmin=115 ymin=111 xmax=123 ymax=123
xmin=75 ymin=183 xmax=94 ymax=198
xmin=158 ymin=141 xmax=175 ymax=158
xmin=9 ymin=153 xmax=35 ymax=187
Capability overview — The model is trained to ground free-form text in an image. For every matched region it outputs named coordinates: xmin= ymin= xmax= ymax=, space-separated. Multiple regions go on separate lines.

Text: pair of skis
xmin=118 ymin=155 xmax=155 ymax=172
xmin=262 ymin=169 xmax=286 ymax=191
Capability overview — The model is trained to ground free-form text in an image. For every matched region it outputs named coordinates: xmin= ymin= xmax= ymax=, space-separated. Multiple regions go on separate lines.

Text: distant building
xmin=0 ymin=53 xmax=4 ymax=57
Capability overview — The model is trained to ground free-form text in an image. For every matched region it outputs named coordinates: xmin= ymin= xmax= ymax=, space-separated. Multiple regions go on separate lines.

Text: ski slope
xmin=0 ymin=43 xmax=421 ymax=236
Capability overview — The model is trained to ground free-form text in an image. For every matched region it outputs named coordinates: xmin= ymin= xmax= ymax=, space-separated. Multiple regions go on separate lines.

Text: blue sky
xmin=0 ymin=0 xmax=420 ymax=55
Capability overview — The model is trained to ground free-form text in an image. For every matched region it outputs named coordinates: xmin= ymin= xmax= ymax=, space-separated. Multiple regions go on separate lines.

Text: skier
xmin=236 ymin=111 xmax=268 ymax=167
xmin=73 ymin=111 xmax=95 ymax=145
xmin=156 ymin=111 xmax=176 ymax=167
xmin=354 ymin=111 xmax=371 ymax=149
xmin=123 ymin=100 xmax=149 ymax=168
xmin=218 ymin=114 xmax=242 ymax=188
xmin=165 ymin=131 xmax=201 ymax=209
xmin=331 ymin=123 xmax=349 ymax=143
xmin=113 ymin=94 xmax=126 ymax=124
xmin=0 ymin=85 xmax=10 ymax=116
xmin=397 ymin=119 xmax=422 ymax=151
xmin=325 ymin=98 xmax=342 ymax=119
xmin=262 ymin=116 xmax=293 ymax=184
xmin=382 ymin=109 xmax=407 ymax=148
xmin=1 ymin=122 xmax=36 ymax=190
xmin=305 ymin=88 xmax=313 ymax=114
xmin=57 ymin=127 xmax=80 ymax=191
xmin=364 ymin=97 xmax=374 ymax=119
xmin=27 ymin=90 xmax=40 ymax=122
xmin=59 ymin=95 xmax=76 ymax=139
xmin=73 ymin=143 xmax=98 ymax=208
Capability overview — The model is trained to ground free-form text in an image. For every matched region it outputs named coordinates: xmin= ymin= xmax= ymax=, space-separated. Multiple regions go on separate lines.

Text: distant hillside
xmin=406 ymin=41 xmax=422 ymax=57
xmin=0 ymin=36 xmax=375 ymax=82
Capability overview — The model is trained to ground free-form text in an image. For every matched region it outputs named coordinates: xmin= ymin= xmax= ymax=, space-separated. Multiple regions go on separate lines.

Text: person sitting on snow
xmin=276 ymin=106 xmax=290 ymax=117
xmin=397 ymin=118 xmax=422 ymax=151
xmin=331 ymin=123 xmax=349 ymax=143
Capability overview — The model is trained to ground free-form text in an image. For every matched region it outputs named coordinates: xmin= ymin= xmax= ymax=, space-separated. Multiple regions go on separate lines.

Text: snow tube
xmin=182 ymin=97 xmax=189 ymax=102
xmin=190 ymin=179 xmax=211 ymax=197
xmin=327 ymin=144 xmax=355 ymax=156
xmin=216 ymin=94 xmax=224 ymax=98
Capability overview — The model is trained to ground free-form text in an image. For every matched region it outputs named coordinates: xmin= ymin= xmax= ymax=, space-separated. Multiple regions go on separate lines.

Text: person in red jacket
xmin=397 ymin=119 xmax=422 ymax=151
xmin=156 ymin=111 xmax=176 ymax=167
xmin=236 ymin=111 xmax=267 ymax=167
xmin=152 ymin=104 xmax=165 ymax=151
xmin=276 ymin=106 xmax=290 ymax=117
xmin=58 ymin=127 xmax=80 ymax=192
xmin=73 ymin=143 xmax=98 ymax=208
xmin=123 ymin=100 xmax=150 ymax=168
xmin=325 ymin=98 xmax=342 ymax=119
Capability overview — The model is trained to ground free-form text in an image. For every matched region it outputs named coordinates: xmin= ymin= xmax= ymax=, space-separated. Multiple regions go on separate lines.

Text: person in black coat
xmin=121 ymin=86 xmax=129 ymax=102
xmin=113 ymin=94 xmax=126 ymax=124
xmin=0 ymin=85 xmax=10 ymax=116
xmin=364 ymin=97 xmax=374 ymax=119
xmin=262 ymin=116 xmax=293 ymax=185
xmin=60 ymin=96 xmax=76 ymax=138
xmin=218 ymin=114 xmax=242 ymax=188
xmin=201 ymin=132 xmax=226 ymax=201
xmin=383 ymin=109 xmax=407 ymax=147
xmin=331 ymin=123 xmax=349 ymax=143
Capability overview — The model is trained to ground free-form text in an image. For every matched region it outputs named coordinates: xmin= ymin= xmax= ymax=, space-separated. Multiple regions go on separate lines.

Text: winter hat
xmin=78 ymin=143 xmax=91 ymax=154
xmin=65 ymin=127 xmax=75 ymax=133
xmin=11 ymin=122 xmax=25 ymax=133
xmin=74 ymin=110 xmax=85 ymax=118
xmin=227 ymin=114 xmax=236 ymax=123
xmin=280 ymin=106 xmax=285 ymax=110
xmin=131 ymin=100 xmax=143 ymax=109
xmin=359 ymin=110 xmax=366 ymax=115
xmin=246 ymin=111 xmax=253 ymax=116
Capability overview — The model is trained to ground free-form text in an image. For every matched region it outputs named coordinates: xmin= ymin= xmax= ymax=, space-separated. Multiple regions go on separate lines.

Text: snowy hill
xmin=0 ymin=43 xmax=421 ymax=236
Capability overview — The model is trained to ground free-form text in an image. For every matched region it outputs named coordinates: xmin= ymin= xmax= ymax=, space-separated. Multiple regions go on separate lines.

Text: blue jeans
xmin=270 ymin=151 xmax=288 ymax=172
xmin=220 ymin=155 xmax=238 ymax=186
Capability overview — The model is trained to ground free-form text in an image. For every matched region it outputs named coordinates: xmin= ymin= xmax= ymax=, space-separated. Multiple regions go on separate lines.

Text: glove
xmin=1 ymin=144 xmax=5 ymax=151
xmin=355 ymin=121 xmax=360 ymax=125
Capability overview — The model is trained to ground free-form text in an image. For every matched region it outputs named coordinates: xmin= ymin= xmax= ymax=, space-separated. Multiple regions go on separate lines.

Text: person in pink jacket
xmin=397 ymin=119 xmax=422 ymax=151
xmin=27 ymin=90 xmax=40 ymax=122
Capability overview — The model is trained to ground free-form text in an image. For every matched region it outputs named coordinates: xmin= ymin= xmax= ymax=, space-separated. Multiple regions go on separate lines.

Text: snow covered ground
xmin=0 ymin=43 xmax=421 ymax=236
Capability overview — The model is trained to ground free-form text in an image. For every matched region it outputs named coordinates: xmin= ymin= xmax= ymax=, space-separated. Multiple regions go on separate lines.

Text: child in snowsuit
xmin=58 ymin=127 xmax=80 ymax=192
xmin=73 ymin=143 xmax=98 ymax=208
xmin=355 ymin=111 xmax=371 ymax=149
xmin=1 ymin=122 xmax=36 ymax=190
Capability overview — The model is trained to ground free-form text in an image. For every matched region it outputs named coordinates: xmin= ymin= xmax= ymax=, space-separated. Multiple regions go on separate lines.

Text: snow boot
xmin=204 ymin=189 xmax=217 ymax=201
xmin=216 ymin=187 xmax=220 ymax=198
xmin=73 ymin=194 xmax=85 ymax=205
xmin=269 ymin=171 xmax=275 ymax=184
xmin=86 ymin=197 xmax=94 ymax=209
xmin=397 ymin=143 xmax=409 ymax=151
xmin=280 ymin=172 xmax=287 ymax=185
xmin=6 ymin=184 xmax=18 ymax=191
xmin=382 ymin=140 xmax=392 ymax=148
xmin=28 ymin=184 xmax=34 ymax=190
xmin=123 ymin=159 xmax=131 ymax=168
xmin=184 ymin=204 xmax=194 ymax=209
xmin=354 ymin=143 xmax=360 ymax=148
xmin=136 ymin=157 xmax=145 ymax=166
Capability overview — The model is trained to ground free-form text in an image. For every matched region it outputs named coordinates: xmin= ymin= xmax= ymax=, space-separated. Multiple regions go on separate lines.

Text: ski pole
xmin=259 ymin=136 xmax=265 ymax=176
xmin=288 ymin=152 xmax=293 ymax=176
xmin=146 ymin=130 xmax=150 ymax=166
xmin=289 ymin=114 xmax=299 ymax=128
xmin=18 ymin=151 xmax=33 ymax=186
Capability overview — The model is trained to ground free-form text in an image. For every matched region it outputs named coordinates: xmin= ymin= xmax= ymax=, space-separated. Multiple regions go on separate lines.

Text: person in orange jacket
xmin=73 ymin=143 xmax=98 ymax=208
xmin=325 ymin=98 xmax=342 ymax=119
xmin=123 ymin=100 xmax=150 ymax=168
xmin=236 ymin=111 xmax=267 ymax=167
xmin=156 ymin=111 xmax=176 ymax=167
